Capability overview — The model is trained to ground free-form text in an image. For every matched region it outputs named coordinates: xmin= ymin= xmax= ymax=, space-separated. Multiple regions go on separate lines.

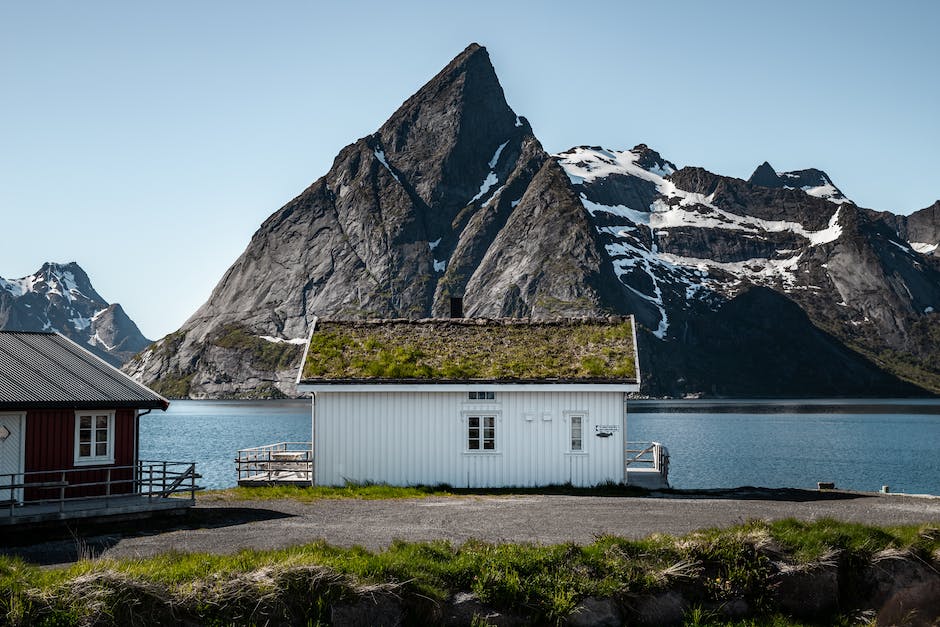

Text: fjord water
xmin=630 ymin=400 xmax=940 ymax=495
xmin=140 ymin=399 xmax=940 ymax=494
xmin=139 ymin=400 xmax=310 ymax=491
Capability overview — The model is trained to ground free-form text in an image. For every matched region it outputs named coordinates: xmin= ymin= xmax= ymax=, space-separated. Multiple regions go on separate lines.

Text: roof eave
xmin=0 ymin=400 xmax=170 ymax=411
xmin=298 ymin=380 xmax=639 ymax=393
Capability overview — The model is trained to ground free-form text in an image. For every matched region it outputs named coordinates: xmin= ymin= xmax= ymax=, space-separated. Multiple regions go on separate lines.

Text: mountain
xmin=124 ymin=44 xmax=940 ymax=398
xmin=558 ymin=145 xmax=940 ymax=392
xmin=0 ymin=262 xmax=151 ymax=366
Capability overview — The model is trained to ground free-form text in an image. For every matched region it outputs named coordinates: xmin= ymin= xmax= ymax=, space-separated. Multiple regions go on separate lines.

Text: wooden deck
xmin=0 ymin=494 xmax=193 ymax=526
xmin=0 ymin=461 xmax=201 ymax=527
xmin=238 ymin=470 xmax=313 ymax=487
xmin=625 ymin=442 xmax=670 ymax=490
xmin=236 ymin=443 xmax=313 ymax=487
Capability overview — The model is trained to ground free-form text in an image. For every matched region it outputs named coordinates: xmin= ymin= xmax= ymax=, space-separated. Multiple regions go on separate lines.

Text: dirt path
xmin=7 ymin=489 xmax=940 ymax=566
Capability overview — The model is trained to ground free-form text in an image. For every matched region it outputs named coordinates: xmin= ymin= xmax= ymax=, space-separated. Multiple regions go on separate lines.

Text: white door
xmin=0 ymin=414 xmax=25 ymax=504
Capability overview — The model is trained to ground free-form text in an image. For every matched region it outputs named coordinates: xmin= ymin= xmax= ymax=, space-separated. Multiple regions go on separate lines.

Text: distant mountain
xmin=124 ymin=43 xmax=939 ymax=398
xmin=0 ymin=262 xmax=151 ymax=366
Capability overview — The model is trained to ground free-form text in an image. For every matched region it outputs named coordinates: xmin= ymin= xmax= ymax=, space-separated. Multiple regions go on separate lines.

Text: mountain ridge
xmin=0 ymin=261 xmax=152 ymax=366
xmin=122 ymin=44 xmax=940 ymax=398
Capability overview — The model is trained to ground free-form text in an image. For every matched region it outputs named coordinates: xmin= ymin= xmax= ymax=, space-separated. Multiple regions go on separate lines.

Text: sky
xmin=2 ymin=1 xmax=938 ymax=340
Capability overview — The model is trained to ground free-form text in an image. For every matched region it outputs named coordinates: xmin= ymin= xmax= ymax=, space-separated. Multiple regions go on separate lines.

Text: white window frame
xmin=468 ymin=391 xmax=495 ymax=400
xmin=464 ymin=412 xmax=499 ymax=453
xmin=74 ymin=410 xmax=115 ymax=466
xmin=565 ymin=411 xmax=588 ymax=454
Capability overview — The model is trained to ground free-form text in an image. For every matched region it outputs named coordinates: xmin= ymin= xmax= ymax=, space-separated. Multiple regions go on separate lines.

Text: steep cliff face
xmin=125 ymin=44 xmax=635 ymax=398
xmin=124 ymin=44 xmax=940 ymax=398
xmin=0 ymin=262 xmax=150 ymax=366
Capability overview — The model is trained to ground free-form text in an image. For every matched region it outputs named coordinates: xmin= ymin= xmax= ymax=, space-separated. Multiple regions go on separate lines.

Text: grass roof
xmin=300 ymin=317 xmax=637 ymax=383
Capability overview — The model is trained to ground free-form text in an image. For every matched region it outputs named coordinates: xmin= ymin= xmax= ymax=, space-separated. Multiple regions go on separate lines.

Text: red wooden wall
xmin=23 ymin=408 xmax=136 ymax=501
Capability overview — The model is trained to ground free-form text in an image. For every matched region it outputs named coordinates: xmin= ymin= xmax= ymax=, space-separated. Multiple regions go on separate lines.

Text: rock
xmin=629 ymin=590 xmax=686 ymax=626
xmin=863 ymin=552 xmax=940 ymax=611
xmin=772 ymin=563 xmax=840 ymax=619
xmin=331 ymin=593 xmax=404 ymax=627
xmin=566 ymin=596 xmax=621 ymax=627
xmin=441 ymin=592 xmax=524 ymax=626
xmin=876 ymin=581 xmax=940 ymax=626
xmin=717 ymin=597 xmax=749 ymax=619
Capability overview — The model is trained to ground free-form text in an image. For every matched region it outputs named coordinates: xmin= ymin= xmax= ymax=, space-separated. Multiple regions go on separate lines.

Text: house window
xmin=570 ymin=415 xmax=584 ymax=452
xmin=468 ymin=391 xmax=495 ymax=400
xmin=467 ymin=415 xmax=496 ymax=451
xmin=74 ymin=411 xmax=115 ymax=465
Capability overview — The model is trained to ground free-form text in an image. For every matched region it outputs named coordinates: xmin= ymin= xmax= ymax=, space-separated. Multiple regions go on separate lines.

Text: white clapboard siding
xmin=314 ymin=391 xmax=624 ymax=488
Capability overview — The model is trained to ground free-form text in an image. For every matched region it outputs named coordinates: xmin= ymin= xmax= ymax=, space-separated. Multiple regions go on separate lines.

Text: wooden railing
xmin=0 ymin=461 xmax=201 ymax=519
xmin=625 ymin=441 xmax=669 ymax=475
xmin=236 ymin=442 xmax=313 ymax=484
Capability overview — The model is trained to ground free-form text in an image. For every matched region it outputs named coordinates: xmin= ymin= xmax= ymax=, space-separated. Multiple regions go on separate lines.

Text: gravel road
xmin=7 ymin=489 xmax=940 ymax=566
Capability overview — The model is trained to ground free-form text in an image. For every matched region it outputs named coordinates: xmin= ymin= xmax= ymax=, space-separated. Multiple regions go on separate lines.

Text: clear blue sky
xmin=2 ymin=1 xmax=938 ymax=339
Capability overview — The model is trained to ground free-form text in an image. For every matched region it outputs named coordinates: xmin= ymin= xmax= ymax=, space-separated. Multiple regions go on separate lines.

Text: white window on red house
xmin=74 ymin=411 xmax=115 ymax=464
xmin=467 ymin=415 xmax=496 ymax=450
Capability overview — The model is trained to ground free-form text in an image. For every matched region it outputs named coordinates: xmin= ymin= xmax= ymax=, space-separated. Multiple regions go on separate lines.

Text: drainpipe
xmin=310 ymin=392 xmax=317 ymax=486
xmin=135 ymin=409 xmax=152 ymax=493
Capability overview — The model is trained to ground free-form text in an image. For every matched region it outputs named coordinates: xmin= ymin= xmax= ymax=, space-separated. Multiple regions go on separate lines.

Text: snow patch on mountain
xmin=555 ymin=146 xmax=853 ymax=339
xmin=778 ymin=170 xmax=851 ymax=205
xmin=373 ymin=148 xmax=401 ymax=184
xmin=470 ymin=141 xmax=508 ymax=204
xmin=911 ymin=242 xmax=939 ymax=254
xmin=557 ymin=146 xmax=674 ymax=185
xmin=259 ymin=335 xmax=308 ymax=345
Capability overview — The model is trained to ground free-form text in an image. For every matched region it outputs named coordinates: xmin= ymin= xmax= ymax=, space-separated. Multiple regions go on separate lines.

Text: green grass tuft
xmin=4 ymin=518 xmax=937 ymax=625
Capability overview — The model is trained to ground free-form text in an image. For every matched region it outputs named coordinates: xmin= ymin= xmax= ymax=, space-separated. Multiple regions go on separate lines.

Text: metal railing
xmin=236 ymin=442 xmax=313 ymax=484
xmin=625 ymin=441 xmax=669 ymax=475
xmin=1 ymin=461 xmax=201 ymax=519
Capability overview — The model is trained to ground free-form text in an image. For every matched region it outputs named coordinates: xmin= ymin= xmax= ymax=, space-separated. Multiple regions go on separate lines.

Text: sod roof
xmin=299 ymin=317 xmax=637 ymax=383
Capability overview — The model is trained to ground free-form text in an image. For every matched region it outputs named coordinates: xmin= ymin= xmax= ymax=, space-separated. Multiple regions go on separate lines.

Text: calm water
xmin=139 ymin=400 xmax=310 ymax=490
xmin=140 ymin=399 xmax=940 ymax=494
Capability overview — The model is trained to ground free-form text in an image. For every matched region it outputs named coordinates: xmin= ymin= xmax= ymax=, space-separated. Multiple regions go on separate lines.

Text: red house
xmin=0 ymin=331 xmax=197 ymax=525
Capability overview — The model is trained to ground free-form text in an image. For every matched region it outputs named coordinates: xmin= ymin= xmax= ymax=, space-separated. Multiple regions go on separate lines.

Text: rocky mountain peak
xmin=375 ymin=43 xmax=523 ymax=217
xmin=0 ymin=261 xmax=150 ymax=365
xmin=37 ymin=261 xmax=103 ymax=301
xmin=747 ymin=161 xmax=782 ymax=187
xmin=747 ymin=162 xmax=849 ymax=205
xmin=631 ymin=144 xmax=677 ymax=176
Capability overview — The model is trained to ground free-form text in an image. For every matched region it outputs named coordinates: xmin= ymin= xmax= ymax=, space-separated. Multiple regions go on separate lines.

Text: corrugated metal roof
xmin=0 ymin=331 xmax=168 ymax=410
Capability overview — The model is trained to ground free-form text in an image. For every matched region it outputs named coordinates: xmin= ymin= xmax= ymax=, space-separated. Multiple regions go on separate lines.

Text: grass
xmin=211 ymin=323 xmax=304 ymax=372
xmin=198 ymin=482 xmax=649 ymax=502
xmin=0 ymin=516 xmax=940 ymax=627
xmin=201 ymin=483 xmax=455 ymax=502
xmin=148 ymin=371 xmax=193 ymax=398
xmin=4 ymin=519 xmax=938 ymax=625
xmin=302 ymin=318 xmax=637 ymax=381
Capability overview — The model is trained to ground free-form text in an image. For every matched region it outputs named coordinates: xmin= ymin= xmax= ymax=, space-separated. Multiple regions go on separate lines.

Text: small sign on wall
xmin=595 ymin=424 xmax=619 ymax=438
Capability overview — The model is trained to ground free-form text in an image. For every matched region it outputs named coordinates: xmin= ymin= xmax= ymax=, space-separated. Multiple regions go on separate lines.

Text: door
xmin=0 ymin=414 xmax=25 ymax=504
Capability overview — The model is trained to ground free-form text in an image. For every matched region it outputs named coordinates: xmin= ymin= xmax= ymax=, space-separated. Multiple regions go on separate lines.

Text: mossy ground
xmin=211 ymin=324 xmax=304 ymax=372
xmin=302 ymin=319 xmax=636 ymax=381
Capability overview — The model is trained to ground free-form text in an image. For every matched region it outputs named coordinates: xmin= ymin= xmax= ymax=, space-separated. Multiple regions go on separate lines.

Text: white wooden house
xmin=290 ymin=316 xmax=667 ymax=489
